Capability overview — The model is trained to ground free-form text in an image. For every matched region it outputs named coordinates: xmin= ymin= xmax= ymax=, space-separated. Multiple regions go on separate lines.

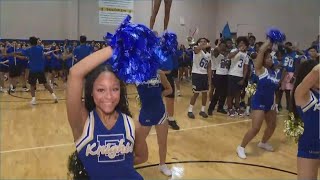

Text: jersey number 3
xmin=199 ymin=58 xmax=209 ymax=68
xmin=238 ymin=58 xmax=244 ymax=68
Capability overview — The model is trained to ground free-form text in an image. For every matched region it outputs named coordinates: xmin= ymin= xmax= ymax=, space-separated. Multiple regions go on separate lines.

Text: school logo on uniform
xmin=85 ymin=134 xmax=134 ymax=163
xmin=146 ymin=75 xmax=161 ymax=88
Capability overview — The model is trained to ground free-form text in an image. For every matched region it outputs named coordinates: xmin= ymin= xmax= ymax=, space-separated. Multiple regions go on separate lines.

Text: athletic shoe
xmin=199 ymin=111 xmax=208 ymax=118
xmin=159 ymin=164 xmax=172 ymax=176
xmin=187 ymin=112 xmax=195 ymax=119
xmin=236 ymin=146 xmax=247 ymax=159
xmin=257 ymin=142 xmax=274 ymax=151
xmin=168 ymin=120 xmax=180 ymax=130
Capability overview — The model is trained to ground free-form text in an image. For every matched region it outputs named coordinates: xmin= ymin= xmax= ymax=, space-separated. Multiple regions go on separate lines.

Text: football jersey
xmin=192 ymin=48 xmax=211 ymax=74
xmin=228 ymin=49 xmax=249 ymax=77
xmin=215 ymin=54 xmax=229 ymax=75
xmin=282 ymin=51 xmax=299 ymax=73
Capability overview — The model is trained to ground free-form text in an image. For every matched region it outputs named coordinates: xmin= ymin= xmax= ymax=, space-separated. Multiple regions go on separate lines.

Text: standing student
xmin=237 ymin=39 xmax=278 ymax=159
xmin=5 ymin=41 xmax=21 ymax=93
xmin=291 ymin=61 xmax=319 ymax=180
xmin=279 ymin=42 xmax=299 ymax=110
xmin=73 ymin=35 xmax=92 ymax=63
xmin=0 ymin=44 xmax=8 ymax=92
xmin=67 ymin=46 xmax=147 ymax=180
xmin=226 ymin=37 xmax=249 ymax=117
xmin=208 ymin=40 xmax=229 ymax=115
xmin=22 ymin=36 xmax=58 ymax=105
xmin=16 ymin=43 xmax=29 ymax=92
xmin=307 ymin=46 xmax=319 ymax=63
xmin=187 ymin=38 xmax=212 ymax=119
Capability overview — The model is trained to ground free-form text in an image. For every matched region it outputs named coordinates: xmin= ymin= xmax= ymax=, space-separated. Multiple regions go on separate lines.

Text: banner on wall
xmin=99 ymin=0 xmax=134 ymax=25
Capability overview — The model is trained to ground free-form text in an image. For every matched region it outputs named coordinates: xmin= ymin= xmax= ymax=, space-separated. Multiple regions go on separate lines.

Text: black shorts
xmin=192 ymin=73 xmax=209 ymax=93
xmin=45 ymin=67 xmax=52 ymax=73
xmin=28 ymin=72 xmax=47 ymax=85
xmin=0 ymin=66 xmax=9 ymax=73
xmin=214 ymin=74 xmax=228 ymax=95
xmin=9 ymin=65 xmax=22 ymax=78
xmin=171 ymin=69 xmax=178 ymax=79
xmin=228 ymin=75 xmax=243 ymax=96
xmin=211 ymin=70 xmax=216 ymax=87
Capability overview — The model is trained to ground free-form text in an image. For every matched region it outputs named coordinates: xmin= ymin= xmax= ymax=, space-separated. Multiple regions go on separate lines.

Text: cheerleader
xmin=66 ymin=47 xmax=147 ymax=179
xmin=150 ymin=0 xmax=172 ymax=30
xmin=291 ymin=61 xmax=319 ymax=179
xmin=136 ymin=69 xmax=173 ymax=176
xmin=237 ymin=39 xmax=279 ymax=159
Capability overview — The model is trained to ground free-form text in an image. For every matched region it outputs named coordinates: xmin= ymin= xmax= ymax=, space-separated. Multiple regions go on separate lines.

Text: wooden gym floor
xmin=0 ymin=79 xmax=315 ymax=179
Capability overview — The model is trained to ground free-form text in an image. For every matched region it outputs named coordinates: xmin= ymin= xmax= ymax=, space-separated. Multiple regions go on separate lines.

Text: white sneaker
xmin=258 ymin=142 xmax=274 ymax=151
xmin=236 ymin=146 xmax=247 ymax=159
xmin=159 ymin=164 xmax=172 ymax=176
xmin=245 ymin=107 xmax=250 ymax=116
xmin=30 ymin=99 xmax=37 ymax=105
xmin=0 ymin=87 xmax=6 ymax=93
xmin=177 ymin=90 xmax=181 ymax=96
xmin=22 ymin=87 xmax=30 ymax=92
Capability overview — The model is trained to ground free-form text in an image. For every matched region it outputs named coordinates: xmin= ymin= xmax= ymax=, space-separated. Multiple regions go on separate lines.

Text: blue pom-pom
xmin=104 ymin=15 xmax=161 ymax=84
xmin=266 ymin=28 xmax=286 ymax=43
xmin=154 ymin=32 xmax=178 ymax=70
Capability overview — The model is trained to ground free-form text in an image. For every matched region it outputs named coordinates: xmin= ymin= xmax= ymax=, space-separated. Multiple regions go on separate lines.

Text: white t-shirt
xmin=211 ymin=48 xmax=218 ymax=71
xmin=228 ymin=48 xmax=249 ymax=77
xmin=215 ymin=54 xmax=229 ymax=75
xmin=192 ymin=48 xmax=211 ymax=74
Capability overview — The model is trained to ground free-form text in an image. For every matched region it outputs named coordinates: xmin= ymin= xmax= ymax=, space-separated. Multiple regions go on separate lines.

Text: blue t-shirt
xmin=73 ymin=44 xmax=92 ymax=62
xmin=282 ymin=51 xmax=299 ymax=73
xmin=24 ymin=46 xmax=45 ymax=73
xmin=247 ymin=45 xmax=256 ymax=55
xmin=6 ymin=46 xmax=16 ymax=66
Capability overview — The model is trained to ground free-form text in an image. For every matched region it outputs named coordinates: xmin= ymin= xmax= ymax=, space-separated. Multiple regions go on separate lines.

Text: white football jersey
xmin=228 ymin=48 xmax=249 ymax=77
xmin=192 ymin=48 xmax=211 ymax=74
xmin=215 ymin=54 xmax=229 ymax=75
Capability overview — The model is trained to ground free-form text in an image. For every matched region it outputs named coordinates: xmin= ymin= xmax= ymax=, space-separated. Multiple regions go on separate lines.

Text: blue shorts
xmin=298 ymin=139 xmax=320 ymax=159
xmin=139 ymin=108 xmax=167 ymax=126
xmin=251 ymin=93 xmax=274 ymax=111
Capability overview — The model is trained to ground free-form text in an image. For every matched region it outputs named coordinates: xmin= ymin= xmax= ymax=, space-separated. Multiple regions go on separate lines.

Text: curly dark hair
xmin=68 ymin=64 xmax=132 ymax=179
xmin=84 ymin=63 xmax=132 ymax=117
xmin=236 ymin=36 xmax=249 ymax=47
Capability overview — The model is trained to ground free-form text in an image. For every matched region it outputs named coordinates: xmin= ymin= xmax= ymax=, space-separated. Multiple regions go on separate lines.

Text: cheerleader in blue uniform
xmin=291 ymin=61 xmax=319 ymax=179
xmin=66 ymin=47 xmax=147 ymax=180
xmin=237 ymin=39 xmax=279 ymax=159
xmin=136 ymin=69 xmax=173 ymax=176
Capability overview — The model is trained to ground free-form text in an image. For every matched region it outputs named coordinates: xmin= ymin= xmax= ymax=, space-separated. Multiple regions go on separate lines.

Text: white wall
xmin=78 ymin=0 xmax=216 ymax=44
xmin=0 ymin=0 xmax=318 ymax=48
xmin=0 ymin=0 xmax=75 ymax=40
xmin=215 ymin=0 xmax=320 ymax=49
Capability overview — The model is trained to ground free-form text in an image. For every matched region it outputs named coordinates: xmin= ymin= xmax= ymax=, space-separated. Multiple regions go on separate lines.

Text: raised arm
xmin=67 ymin=47 xmax=113 ymax=140
xmin=194 ymin=43 xmax=211 ymax=54
xmin=227 ymin=49 xmax=239 ymax=59
xmin=255 ymin=39 xmax=271 ymax=76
